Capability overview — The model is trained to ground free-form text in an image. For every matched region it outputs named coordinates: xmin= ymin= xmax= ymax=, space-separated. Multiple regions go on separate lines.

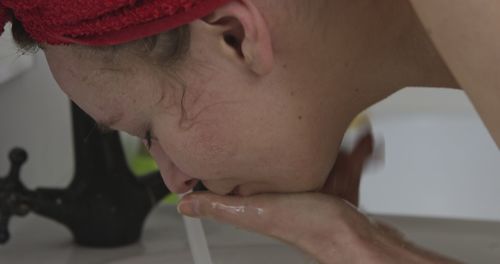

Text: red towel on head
xmin=0 ymin=0 xmax=231 ymax=46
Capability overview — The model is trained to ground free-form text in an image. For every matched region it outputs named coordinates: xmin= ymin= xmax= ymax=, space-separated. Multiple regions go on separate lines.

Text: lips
xmin=192 ymin=180 xmax=240 ymax=196
xmin=227 ymin=185 xmax=241 ymax=196
xmin=195 ymin=179 xmax=243 ymax=196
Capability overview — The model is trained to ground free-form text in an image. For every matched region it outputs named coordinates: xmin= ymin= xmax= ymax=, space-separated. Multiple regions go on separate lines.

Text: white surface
xmin=1 ymin=205 xmax=499 ymax=264
xmin=0 ymin=51 xmax=73 ymax=190
xmin=361 ymin=88 xmax=500 ymax=221
xmin=0 ymin=25 xmax=34 ymax=84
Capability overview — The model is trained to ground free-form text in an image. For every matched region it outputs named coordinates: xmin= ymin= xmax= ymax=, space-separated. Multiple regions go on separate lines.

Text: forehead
xmin=44 ymin=47 xmax=118 ymax=104
xmin=43 ymin=45 xmax=162 ymax=132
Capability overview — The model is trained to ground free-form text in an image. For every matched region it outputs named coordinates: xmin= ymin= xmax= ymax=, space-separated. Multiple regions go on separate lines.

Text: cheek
xmin=151 ymin=69 xmax=336 ymax=193
xmin=177 ymin=120 xmax=240 ymax=177
xmin=153 ymin=108 xmax=241 ymax=181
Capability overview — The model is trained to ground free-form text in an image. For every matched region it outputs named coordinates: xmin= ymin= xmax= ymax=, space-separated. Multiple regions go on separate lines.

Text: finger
xmin=350 ymin=132 xmax=374 ymax=164
xmin=336 ymin=132 xmax=374 ymax=188
xmin=322 ymin=132 xmax=374 ymax=205
xmin=340 ymin=132 xmax=374 ymax=205
xmin=177 ymin=192 xmax=345 ymax=244
xmin=178 ymin=192 xmax=288 ymax=238
xmin=321 ymin=151 xmax=348 ymax=195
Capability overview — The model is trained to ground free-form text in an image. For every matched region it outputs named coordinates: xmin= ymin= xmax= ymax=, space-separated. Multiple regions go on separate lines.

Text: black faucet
xmin=0 ymin=103 xmax=170 ymax=247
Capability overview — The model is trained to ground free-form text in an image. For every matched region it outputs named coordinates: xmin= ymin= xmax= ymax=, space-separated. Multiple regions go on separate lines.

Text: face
xmin=42 ymin=1 xmax=371 ymax=196
xmin=44 ymin=43 xmax=349 ymax=196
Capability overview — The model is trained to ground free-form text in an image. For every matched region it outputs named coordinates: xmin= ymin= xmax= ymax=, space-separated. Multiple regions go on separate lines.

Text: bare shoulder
xmin=409 ymin=0 xmax=500 ymax=148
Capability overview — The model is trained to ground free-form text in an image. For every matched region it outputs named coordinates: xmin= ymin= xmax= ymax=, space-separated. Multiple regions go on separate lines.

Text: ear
xmin=191 ymin=0 xmax=274 ymax=75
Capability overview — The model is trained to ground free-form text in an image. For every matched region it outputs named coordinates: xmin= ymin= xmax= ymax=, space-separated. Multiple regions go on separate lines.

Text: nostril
xmin=193 ymin=181 xmax=208 ymax=192
xmin=184 ymin=179 xmax=199 ymax=189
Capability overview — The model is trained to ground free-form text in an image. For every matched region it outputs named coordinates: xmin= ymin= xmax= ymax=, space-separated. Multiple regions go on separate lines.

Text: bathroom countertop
xmin=1 ymin=205 xmax=499 ymax=264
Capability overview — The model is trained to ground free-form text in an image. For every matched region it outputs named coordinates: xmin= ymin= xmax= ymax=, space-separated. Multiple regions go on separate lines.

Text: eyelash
xmin=145 ymin=130 xmax=153 ymax=150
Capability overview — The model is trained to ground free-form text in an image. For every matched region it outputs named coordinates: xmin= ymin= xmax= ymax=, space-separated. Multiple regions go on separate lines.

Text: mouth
xmin=227 ymin=185 xmax=241 ymax=196
xmin=193 ymin=181 xmax=209 ymax=192
xmin=193 ymin=181 xmax=241 ymax=196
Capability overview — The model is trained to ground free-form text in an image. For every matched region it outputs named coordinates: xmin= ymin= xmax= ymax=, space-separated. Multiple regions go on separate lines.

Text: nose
xmin=160 ymin=166 xmax=199 ymax=194
xmin=145 ymin=142 xmax=199 ymax=194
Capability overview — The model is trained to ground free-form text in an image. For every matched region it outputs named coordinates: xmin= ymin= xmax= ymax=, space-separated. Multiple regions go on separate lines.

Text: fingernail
xmin=177 ymin=199 xmax=199 ymax=217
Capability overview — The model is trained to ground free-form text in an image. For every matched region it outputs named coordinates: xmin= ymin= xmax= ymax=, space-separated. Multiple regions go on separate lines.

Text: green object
xmin=130 ymin=155 xmax=158 ymax=175
xmin=130 ymin=152 xmax=179 ymax=204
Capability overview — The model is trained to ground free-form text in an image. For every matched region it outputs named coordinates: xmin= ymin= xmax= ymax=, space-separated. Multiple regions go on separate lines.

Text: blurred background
xmin=1 ymin=23 xmax=499 ymax=220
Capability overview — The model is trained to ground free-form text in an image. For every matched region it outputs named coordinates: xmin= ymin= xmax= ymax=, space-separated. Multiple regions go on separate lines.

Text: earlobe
xmin=200 ymin=0 xmax=274 ymax=75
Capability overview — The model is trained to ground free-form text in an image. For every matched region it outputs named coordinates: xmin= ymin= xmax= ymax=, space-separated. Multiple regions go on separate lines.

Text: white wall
xmin=361 ymin=88 xmax=500 ymax=221
xmin=0 ymin=51 xmax=74 ymax=189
